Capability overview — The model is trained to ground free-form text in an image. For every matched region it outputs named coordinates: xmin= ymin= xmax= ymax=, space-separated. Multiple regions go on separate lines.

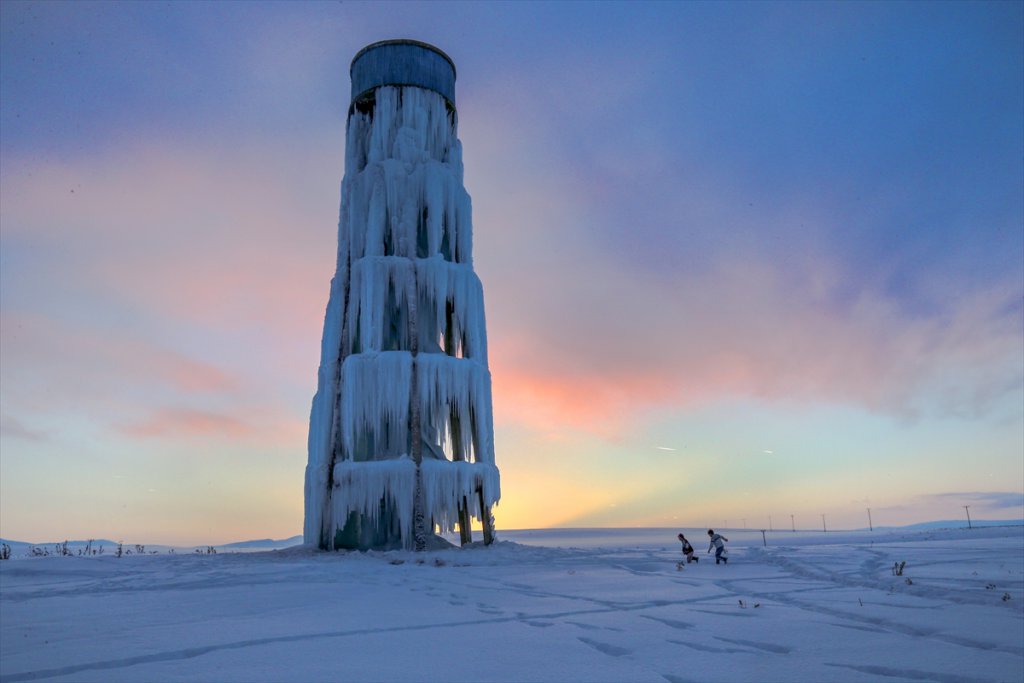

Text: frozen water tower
xmin=304 ymin=40 xmax=500 ymax=551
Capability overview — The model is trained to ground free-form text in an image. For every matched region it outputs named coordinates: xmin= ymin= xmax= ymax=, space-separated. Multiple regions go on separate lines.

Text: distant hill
xmin=0 ymin=536 xmax=304 ymax=556
xmin=0 ymin=538 xmax=118 ymax=550
xmin=879 ymin=519 xmax=1023 ymax=531
xmin=216 ymin=536 xmax=304 ymax=550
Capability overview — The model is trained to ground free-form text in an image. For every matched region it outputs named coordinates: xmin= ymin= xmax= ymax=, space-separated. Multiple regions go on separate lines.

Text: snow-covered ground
xmin=1 ymin=526 xmax=1021 ymax=682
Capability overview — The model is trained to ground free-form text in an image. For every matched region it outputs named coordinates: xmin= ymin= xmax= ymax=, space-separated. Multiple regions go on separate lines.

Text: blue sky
xmin=1 ymin=1 xmax=1021 ymax=543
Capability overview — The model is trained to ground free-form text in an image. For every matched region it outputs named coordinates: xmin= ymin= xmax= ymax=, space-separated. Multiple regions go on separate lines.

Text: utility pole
xmin=760 ymin=529 xmax=767 ymax=547
xmin=790 ymin=514 xmax=795 ymax=532
xmin=867 ymin=507 xmax=873 ymax=532
xmin=742 ymin=518 xmax=747 ymax=529
xmin=963 ymin=505 xmax=972 ymax=530
xmin=768 ymin=515 xmax=773 ymax=532
xmin=821 ymin=514 xmax=827 ymax=533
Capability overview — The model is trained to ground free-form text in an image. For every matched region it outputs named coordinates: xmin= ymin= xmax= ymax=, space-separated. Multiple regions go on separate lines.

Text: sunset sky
xmin=2 ymin=1 xmax=1022 ymax=544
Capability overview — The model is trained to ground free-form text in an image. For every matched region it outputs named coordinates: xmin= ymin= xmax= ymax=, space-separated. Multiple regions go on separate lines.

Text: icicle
xmin=422 ymin=160 xmax=447 ymax=257
xmin=420 ymin=459 xmax=500 ymax=533
xmin=330 ymin=458 xmax=498 ymax=545
xmin=331 ymin=457 xmax=418 ymax=544
xmin=304 ymin=264 xmax=351 ymax=543
xmin=357 ymin=87 xmax=455 ymax=169
xmin=347 ymin=257 xmax=415 ymax=353
xmin=339 ymin=351 xmax=412 ymax=460
xmin=415 ymin=354 xmax=494 ymax=463
xmin=415 ymin=256 xmax=488 ymax=362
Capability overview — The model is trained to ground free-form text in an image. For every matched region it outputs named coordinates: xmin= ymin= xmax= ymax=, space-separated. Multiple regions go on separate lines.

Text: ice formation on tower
xmin=304 ymin=40 xmax=499 ymax=551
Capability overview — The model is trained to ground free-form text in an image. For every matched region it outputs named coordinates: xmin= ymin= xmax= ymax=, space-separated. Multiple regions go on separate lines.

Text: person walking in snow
xmin=678 ymin=533 xmax=698 ymax=563
xmin=707 ymin=529 xmax=729 ymax=564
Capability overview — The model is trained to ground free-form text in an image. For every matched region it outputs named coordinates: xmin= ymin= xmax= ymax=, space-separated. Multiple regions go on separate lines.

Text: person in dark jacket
xmin=707 ymin=529 xmax=729 ymax=564
xmin=678 ymin=533 xmax=698 ymax=563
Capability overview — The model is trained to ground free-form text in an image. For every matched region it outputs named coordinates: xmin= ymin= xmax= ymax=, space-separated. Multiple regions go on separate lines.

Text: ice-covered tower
xmin=304 ymin=40 xmax=500 ymax=551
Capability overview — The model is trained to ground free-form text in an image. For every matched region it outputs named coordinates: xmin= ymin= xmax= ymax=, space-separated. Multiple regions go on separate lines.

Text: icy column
xmin=304 ymin=40 xmax=500 ymax=551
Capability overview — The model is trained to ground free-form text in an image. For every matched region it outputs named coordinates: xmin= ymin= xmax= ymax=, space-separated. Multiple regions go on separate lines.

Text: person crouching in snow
xmin=707 ymin=529 xmax=728 ymax=564
xmin=678 ymin=533 xmax=698 ymax=563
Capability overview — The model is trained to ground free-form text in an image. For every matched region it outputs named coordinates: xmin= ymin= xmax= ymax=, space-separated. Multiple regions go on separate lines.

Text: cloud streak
xmin=0 ymin=414 xmax=48 ymax=442
xmin=117 ymin=407 xmax=254 ymax=440
xmin=1 ymin=312 xmax=240 ymax=403
xmin=472 ymin=133 xmax=1022 ymax=436
xmin=914 ymin=491 xmax=1024 ymax=513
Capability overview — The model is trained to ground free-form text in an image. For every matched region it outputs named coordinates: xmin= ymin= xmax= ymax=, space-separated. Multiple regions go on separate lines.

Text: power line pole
xmin=742 ymin=518 xmax=747 ymax=529
xmin=821 ymin=514 xmax=827 ymax=533
xmin=867 ymin=507 xmax=873 ymax=532
xmin=790 ymin=514 xmax=795 ymax=532
xmin=963 ymin=505 xmax=972 ymax=530
xmin=768 ymin=515 xmax=773 ymax=532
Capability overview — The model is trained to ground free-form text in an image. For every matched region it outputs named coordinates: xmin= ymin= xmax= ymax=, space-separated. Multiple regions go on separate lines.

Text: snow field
xmin=1 ymin=527 xmax=1021 ymax=682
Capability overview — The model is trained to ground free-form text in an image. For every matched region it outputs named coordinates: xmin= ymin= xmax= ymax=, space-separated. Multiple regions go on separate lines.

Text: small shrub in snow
xmin=892 ymin=561 xmax=906 ymax=576
xmin=29 ymin=546 xmax=49 ymax=557
xmin=0 ymin=544 xmax=10 ymax=560
xmin=57 ymin=541 xmax=71 ymax=557
xmin=115 ymin=543 xmax=124 ymax=558
xmin=1002 ymin=593 xmax=1011 ymax=601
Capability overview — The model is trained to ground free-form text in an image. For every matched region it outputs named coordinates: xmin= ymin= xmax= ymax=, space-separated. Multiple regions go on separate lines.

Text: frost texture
xmin=305 ymin=85 xmax=499 ymax=550
xmin=340 ymin=351 xmax=412 ymax=459
xmin=421 ymin=459 xmax=500 ymax=533
xmin=329 ymin=457 xmax=500 ymax=542
xmin=416 ymin=353 xmax=494 ymax=464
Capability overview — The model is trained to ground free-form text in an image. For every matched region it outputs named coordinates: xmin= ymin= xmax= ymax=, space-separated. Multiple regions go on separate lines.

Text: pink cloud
xmin=1 ymin=312 xmax=238 ymax=397
xmin=115 ymin=406 xmax=308 ymax=448
xmin=0 ymin=134 xmax=338 ymax=330
xmin=118 ymin=407 xmax=254 ymax=439
xmin=462 ymin=96 xmax=1022 ymax=437
xmin=0 ymin=135 xmax=341 ymax=395
xmin=486 ymin=253 xmax=1021 ymax=438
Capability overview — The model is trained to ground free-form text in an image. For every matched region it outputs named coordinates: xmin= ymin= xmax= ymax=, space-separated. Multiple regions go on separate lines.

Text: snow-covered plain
xmin=1 ymin=526 xmax=1021 ymax=682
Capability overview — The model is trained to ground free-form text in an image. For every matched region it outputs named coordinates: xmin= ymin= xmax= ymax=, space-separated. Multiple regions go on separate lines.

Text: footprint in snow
xmin=577 ymin=636 xmax=631 ymax=657
xmin=713 ymin=635 xmax=791 ymax=654
xmin=641 ymin=615 xmax=694 ymax=630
